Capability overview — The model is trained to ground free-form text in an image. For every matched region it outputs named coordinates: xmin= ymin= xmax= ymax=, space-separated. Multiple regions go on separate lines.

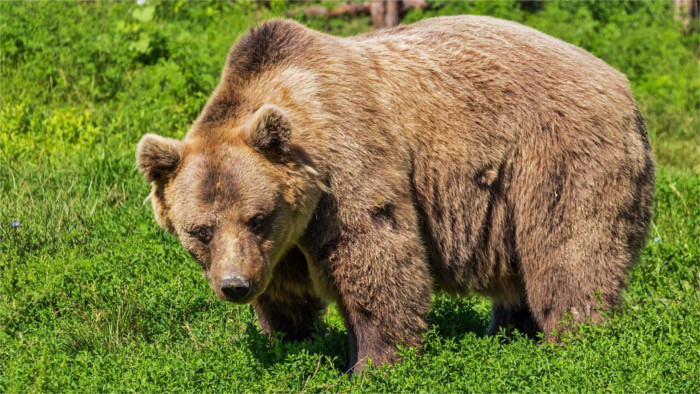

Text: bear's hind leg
xmin=522 ymin=266 xmax=612 ymax=339
xmin=513 ymin=144 xmax=652 ymax=339
xmin=488 ymin=303 xmax=541 ymax=339
xmin=518 ymin=237 xmax=628 ymax=339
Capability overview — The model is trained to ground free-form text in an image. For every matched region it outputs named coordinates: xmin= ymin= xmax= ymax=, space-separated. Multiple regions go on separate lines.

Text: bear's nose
xmin=220 ymin=275 xmax=251 ymax=302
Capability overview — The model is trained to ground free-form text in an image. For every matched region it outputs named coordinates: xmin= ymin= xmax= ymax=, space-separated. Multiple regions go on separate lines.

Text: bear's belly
xmin=411 ymin=149 xmax=520 ymax=300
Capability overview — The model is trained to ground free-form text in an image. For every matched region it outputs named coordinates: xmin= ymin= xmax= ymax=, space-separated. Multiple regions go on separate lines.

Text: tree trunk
xmin=675 ymin=0 xmax=699 ymax=28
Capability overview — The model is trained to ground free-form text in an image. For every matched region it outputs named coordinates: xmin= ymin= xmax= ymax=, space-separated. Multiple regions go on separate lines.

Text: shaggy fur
xmin=136 ymin=16 xmax=654 ymax=373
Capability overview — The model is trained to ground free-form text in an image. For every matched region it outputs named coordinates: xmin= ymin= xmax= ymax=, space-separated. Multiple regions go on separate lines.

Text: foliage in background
xmin=1 ymin=1 xmax=698 ymax=391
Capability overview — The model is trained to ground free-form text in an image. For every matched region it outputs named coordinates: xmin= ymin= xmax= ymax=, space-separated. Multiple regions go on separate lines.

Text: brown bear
xmin=136 ymin=16 xmax=654 ymax=373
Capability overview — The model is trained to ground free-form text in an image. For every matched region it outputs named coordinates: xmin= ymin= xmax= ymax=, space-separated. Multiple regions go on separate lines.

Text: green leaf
xmin=132 ymin=5 xmax=155 ymax=23
xmin=129 ymin=33 xmax=151 ymax=53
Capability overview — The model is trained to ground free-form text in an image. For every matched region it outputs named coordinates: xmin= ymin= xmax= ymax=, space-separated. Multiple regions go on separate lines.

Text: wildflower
xmin=137 ymin=0 xmax=145 ymax=6
xmin=653 ymin=237 xmax=660 ymax=242
xmin=11 ymin=221 xmax=20 ymax=227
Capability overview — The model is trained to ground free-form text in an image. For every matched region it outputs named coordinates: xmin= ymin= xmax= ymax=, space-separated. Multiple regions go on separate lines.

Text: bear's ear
xmin=136 ymin=134 xmax=184 ymax=183
xmin=245 ymin=104 xmax=291 ymax=157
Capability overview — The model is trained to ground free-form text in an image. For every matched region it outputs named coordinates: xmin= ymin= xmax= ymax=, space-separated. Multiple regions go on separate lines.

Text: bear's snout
xmin=220 ymin=275 xmax=252 ymax=302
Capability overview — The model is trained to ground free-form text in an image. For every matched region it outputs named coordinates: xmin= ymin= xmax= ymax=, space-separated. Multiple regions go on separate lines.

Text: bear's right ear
xmin=136 ymin=134 xmax=184 ymax=183
xmin=245 ymin=104 xmax=292 ymax=158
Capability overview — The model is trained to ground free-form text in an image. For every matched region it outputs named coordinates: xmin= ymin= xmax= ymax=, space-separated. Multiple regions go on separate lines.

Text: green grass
xmin=1 ymin=1 xmax=698 ymax=391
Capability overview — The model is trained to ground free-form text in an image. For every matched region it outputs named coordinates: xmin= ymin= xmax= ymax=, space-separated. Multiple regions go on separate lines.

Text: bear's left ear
xmin=245 ymin=104 xmax=291 ymax=157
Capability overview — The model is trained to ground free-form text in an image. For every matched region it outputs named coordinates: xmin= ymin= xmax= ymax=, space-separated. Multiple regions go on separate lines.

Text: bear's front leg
xmin=312 ymin=203 xmax=433 ymax=373
xmin=253 ymin=246 xmax=325 ymax=342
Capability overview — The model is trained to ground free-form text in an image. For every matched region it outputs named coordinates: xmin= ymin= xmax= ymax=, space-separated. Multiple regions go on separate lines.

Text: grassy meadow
xmin=1 ymin=1 xmax=699 ymax=391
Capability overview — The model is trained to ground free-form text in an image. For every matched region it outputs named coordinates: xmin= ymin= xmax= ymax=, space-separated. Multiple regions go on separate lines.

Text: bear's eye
xmin=189 ymin=225 xmax=213 ymax=244
xmin=247 ymin=213 xmax=266 ymax=234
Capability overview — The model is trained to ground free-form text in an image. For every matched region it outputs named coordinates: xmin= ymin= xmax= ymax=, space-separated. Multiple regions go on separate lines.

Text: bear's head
xmin=136 ymin=104 xmax=323 ymax=303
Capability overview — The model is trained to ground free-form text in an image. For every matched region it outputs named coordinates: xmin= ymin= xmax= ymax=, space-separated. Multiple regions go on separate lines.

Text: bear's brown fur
xmin=136 ymin=16 xmax=654 ymax=373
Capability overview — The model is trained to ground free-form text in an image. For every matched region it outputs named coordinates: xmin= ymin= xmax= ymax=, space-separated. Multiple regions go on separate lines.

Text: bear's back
xmin=338 ymin=15 xmax=639 ymax=156
xmin=353 ymin=15 xmax=626 ymax=90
